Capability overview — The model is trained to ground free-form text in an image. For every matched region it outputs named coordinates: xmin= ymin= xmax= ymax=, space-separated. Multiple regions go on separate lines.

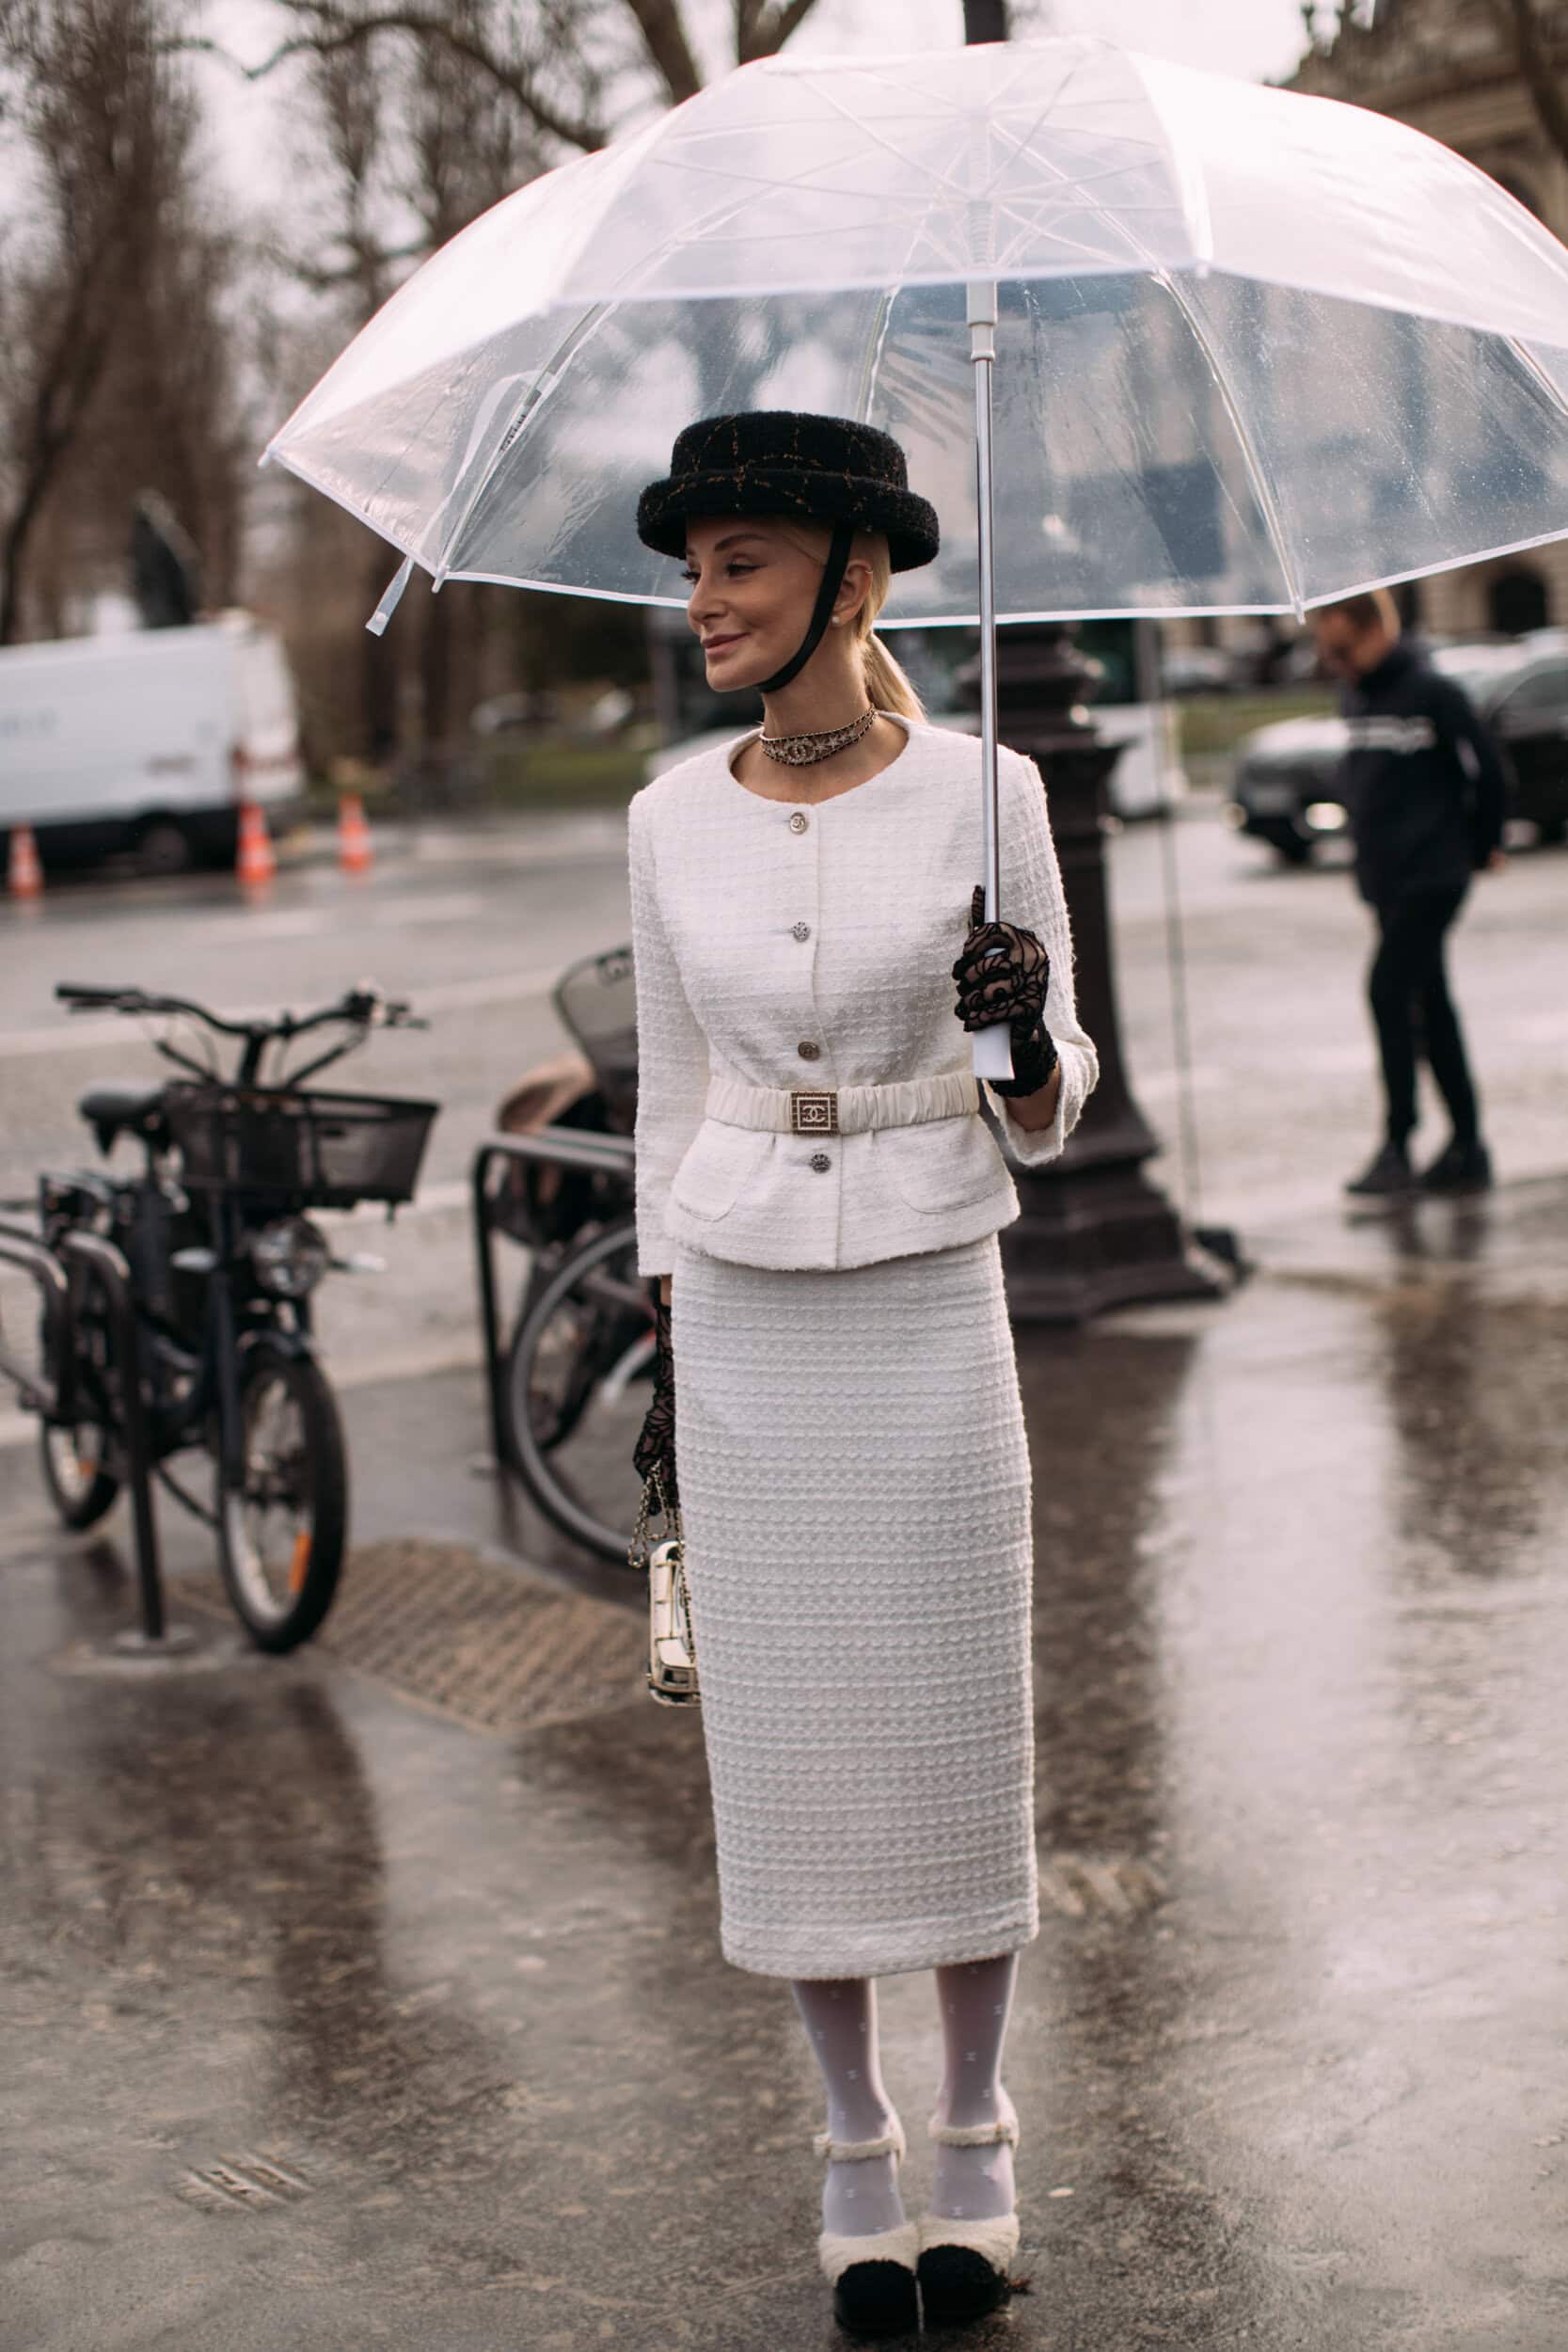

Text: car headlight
xmin=250 ymin=1216 xmax=330 ymax=1298
xmin=1305 ymin=801 xmax=1349 ymax=832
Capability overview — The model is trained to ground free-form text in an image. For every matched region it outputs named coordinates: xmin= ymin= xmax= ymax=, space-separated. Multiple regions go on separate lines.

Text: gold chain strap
xmin=627 ymin=1462 xmax=675 ymax=1570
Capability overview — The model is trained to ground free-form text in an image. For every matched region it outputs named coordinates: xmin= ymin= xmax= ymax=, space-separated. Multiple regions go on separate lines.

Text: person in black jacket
xmin=1309 ymin=591 xmax=1509 ymax=1197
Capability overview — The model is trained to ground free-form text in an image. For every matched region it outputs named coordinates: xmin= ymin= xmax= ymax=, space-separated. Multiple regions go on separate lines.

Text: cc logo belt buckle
xmin=789 ymin=1089 xmax=839 ymax=1136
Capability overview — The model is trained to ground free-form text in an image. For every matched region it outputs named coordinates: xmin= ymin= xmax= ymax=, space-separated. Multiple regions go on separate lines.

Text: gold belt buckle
xmin=789 ymin=1089 xmax=839 ymax=1136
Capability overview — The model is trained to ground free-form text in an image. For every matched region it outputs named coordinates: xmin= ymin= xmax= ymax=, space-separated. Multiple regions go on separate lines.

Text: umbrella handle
xmin=972 ymin=1022 xmax=1015 ymax=1083
xmin=967 ymin=280 xmax=1012 ymax=1091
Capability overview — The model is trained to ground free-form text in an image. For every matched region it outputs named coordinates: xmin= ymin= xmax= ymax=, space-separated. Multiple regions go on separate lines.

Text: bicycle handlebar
xmin=55 ymin=982 xmax=419 ymax=1039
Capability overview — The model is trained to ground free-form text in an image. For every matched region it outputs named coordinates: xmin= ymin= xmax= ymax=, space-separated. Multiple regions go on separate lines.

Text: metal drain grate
xmin=180 ymin=1540 xmax=647 ymax=1733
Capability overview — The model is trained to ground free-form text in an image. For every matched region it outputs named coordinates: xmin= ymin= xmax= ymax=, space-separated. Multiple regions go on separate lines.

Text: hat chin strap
xmin=756 ymin=520 xmax=857 ymax=696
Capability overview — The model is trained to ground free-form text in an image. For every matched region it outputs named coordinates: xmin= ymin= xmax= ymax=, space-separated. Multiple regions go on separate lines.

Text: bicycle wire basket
xmin=163 ymin=1083 xmax=438 ymax=1210
xmin=551 ymin=946 xmax=638 ymax=1133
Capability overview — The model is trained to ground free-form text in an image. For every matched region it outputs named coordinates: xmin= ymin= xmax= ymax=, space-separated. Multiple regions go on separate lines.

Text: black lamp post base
xmin=959 ymin=617 xmax=1239 ymax=1327
xmin=1002 ymin=1160 xmax=1234 ymax=1323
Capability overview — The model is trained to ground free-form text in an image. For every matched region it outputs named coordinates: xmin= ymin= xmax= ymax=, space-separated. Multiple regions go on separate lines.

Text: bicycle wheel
xmin=501 ymin=1240 xmax=609 ymax=1459
xmin=506 ymin=1218 xmax=652 ymax=1564
xmin=39 ymin=1263 xmax=122 ymax=1531
xmin=216 ymin=1345 xmax=348 ymax=1652
xmin=39 ymin=1420 xmax=120 ymax=1530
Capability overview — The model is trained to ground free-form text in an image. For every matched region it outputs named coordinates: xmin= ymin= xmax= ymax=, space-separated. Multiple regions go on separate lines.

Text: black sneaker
xmin=1419 ymin=1136 xmax=1493 ymax=1193
xmin=1344 ymin=1140 xmax=1414 ymax=1197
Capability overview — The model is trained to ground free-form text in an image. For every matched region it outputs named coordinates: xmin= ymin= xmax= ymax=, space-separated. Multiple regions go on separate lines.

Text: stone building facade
xmin=1291 ymin=0 xmax=1568 ymax=636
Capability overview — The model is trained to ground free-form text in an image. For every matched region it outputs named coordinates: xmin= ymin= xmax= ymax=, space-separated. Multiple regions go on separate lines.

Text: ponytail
xmin=861 ymin=629 xmax=925 ymax=720
xmin=850 ymin=532 xmax=925 ymax=720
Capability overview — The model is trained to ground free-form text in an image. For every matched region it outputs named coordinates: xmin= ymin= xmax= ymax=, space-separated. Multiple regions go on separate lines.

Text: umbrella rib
xmin=849 ymin=130 xmax=967 ymax=425
xmin=961 ymin=94 xmax=1293 ymax=609
xmin=1503 ymin=334 xmax=1568 ymax=423
xmin=432 ymin=302 xmax=618 ymax=581
xmin=1123 ymin=49 xmax=1214 ymax=268
xmin=1159 ymin=267 xmax=1304 ymax=618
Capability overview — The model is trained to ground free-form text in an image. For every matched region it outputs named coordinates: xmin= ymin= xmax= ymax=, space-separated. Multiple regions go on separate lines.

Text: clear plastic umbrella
xmin=265 ymin=36 xmax=1568 ymax=1075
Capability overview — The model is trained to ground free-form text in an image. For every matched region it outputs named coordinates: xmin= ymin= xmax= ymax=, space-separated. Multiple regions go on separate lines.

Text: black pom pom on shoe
xmin=916 ymin=2242 xmax=1016 ymax=2328
xmin=832 ymin=2257 xmax=921 ymax=2340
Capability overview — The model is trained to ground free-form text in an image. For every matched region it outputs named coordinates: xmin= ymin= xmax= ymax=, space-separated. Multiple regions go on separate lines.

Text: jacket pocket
xmin=873 ymin=1118 xmax=1007 ymax=1216
xmin=669 ymin=1121 xmax=772 ymax=1223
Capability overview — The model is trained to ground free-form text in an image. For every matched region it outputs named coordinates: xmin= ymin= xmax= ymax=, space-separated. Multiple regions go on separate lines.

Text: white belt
xmin=705 ymin=1069 xmax=980 ymax=1137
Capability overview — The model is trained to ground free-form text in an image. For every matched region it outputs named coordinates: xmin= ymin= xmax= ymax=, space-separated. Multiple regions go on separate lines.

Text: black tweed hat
xmin=637 ymin=411 xmax=940 ymax=572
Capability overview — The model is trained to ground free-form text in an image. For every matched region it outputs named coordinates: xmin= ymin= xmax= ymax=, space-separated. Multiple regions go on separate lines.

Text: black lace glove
xmin=952 ymin=883 xmax=1059 ymax=1099
xmin=633 ymin=1282 xmax=678 ymax=1510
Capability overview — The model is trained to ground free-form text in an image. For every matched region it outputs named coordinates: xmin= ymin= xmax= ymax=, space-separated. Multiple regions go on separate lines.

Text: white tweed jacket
xmin=627 ymin=716 xmax=1099 ymax=1276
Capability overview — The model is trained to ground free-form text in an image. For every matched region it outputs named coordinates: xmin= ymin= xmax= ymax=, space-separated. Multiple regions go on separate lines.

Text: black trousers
xmin=1368 ymin=883 xmax=1480 ymax=1147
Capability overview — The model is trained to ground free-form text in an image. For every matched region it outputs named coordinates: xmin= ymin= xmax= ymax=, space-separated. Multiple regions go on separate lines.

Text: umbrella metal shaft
xmin=968 ymin=280 xmax=1013 ymax=1085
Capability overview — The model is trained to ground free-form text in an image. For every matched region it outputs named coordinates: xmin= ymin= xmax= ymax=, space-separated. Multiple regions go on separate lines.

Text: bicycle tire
xmin=501 ymin=1242 xmax=607 ymax=1462
xmin=39 ymin=1262 xmax=122 ymax=1531
xmin=39 ymin=1422 xmax=120 ymax=1530
xmin=216 ymin=1345 xmax=348 ymax=1652
xmin=506 ymin=1218 xmax=650 ymax=1565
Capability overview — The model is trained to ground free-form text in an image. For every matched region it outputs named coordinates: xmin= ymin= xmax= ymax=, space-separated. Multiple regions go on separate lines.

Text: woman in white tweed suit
xmin=627 ymin=412 xmax=1098 ymax=2341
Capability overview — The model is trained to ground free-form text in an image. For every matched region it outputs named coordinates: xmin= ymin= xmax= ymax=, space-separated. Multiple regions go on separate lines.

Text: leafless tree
xmin=229 ymin=0 xmax=831 ymax=770
xmin=197 ymin=0 xmax=832 ymax=157
xmin=1487 ymin=1 xmax=1568 ymax=172
xmin=0 ymin=0 xmax=180 ymax=640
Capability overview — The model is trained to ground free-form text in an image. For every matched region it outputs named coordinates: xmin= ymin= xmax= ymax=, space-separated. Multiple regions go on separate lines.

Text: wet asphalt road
xmin=2 ymin=1184 xmax=1566 ymax=2349
xmin=2 ymin=805 xmax=1567 ymax=2350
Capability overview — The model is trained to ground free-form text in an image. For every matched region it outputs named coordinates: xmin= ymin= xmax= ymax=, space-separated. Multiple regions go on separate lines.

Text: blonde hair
xmin=775 ymin=520 xmax=926 ymax=720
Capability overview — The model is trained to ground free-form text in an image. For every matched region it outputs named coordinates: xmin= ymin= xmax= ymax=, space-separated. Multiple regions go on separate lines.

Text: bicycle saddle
xmin=77 ymin=1082 xmax=168 ymax=1152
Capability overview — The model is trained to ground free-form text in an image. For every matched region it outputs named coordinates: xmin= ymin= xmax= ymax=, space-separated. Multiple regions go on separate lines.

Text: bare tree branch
xmin=741 ymin=0 xmax=827 ymax=64
xmin=177 ymin=10 xmax=606 ymax=153
xmin=0 ymin=0 xmax=182 ymax=642
xmin=621 ymin=0 xmax=703 ymax=104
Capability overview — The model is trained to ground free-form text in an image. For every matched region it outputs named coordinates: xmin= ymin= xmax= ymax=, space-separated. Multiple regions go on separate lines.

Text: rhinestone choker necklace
xmin=758 ymin=707 xmax=876 ymax=767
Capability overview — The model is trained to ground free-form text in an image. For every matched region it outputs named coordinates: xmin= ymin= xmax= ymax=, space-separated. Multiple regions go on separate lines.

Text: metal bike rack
xmin=470 ymin=1128 xmax=636 ymax=1470
xmin=55 ymin=1232 xmax=182 ymax=1648
xmin=0 ymin=1217 xmax=70 ymax=1416
xmin=0 ymin=1216 xmax=183 ymax=1650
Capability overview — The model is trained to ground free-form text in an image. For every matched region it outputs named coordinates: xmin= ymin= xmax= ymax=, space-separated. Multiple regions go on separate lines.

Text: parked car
xmin=1227 ymin=640 xmax=1568 ymax=865
xmin=0 ymin=612 xmax=302 ymax=876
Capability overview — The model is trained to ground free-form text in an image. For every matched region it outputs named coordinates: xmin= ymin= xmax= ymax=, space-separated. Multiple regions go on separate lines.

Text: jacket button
xmin=791 ymin=920 xmax=811 ymax=942
xmin=809 ymin=1152 xmax=831 ymax=1173
xmin=788 ymin=810 xmax=809 ymax=834
xmin=797 ymin=1041 xmax=821 ymax=1061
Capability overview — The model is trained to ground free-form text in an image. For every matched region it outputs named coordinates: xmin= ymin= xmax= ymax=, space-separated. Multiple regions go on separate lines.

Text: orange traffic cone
xmin=235 ymin=801 xmax=277 ymax=894
xmin=337 ymin=791 xmax=373 ymax=877
xmin=7 ymin=822 xmax=43 ymax=904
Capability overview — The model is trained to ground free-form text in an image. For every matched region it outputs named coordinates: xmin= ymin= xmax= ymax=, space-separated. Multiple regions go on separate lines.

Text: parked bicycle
xmin=478 ymin=945 xmax=648 ymax=1565
xmin=1 ymin=982 xmax=436 ymax=1650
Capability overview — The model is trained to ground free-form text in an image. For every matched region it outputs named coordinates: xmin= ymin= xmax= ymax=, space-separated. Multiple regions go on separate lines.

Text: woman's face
xmin=683 ymin=516 xmax=856 ymax=690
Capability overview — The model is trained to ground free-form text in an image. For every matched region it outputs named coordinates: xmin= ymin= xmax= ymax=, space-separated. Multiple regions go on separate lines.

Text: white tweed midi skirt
xmin=670 ymin=1231 xmax=1039 ymax=1980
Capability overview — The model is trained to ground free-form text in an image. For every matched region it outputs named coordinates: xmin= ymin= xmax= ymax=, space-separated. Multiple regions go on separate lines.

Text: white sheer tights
xmin=791 ymin=1953 xmax=1020 ymax=2237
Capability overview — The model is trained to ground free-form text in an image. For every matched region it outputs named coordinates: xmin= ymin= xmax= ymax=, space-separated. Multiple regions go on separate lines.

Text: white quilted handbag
xmin=630 ymin=1468 xmax=698 ymax=1708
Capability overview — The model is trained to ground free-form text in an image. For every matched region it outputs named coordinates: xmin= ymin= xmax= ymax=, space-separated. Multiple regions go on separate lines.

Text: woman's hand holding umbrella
xmin=953 ymin=887 xmax=1058 ymax=1101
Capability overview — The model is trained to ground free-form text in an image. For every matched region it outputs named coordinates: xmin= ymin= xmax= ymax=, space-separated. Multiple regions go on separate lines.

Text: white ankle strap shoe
xmin=813 ymin=2108 xmax=919 ymax=2341
xmin=917 ymin=2088 xmax=1023 ymax=2325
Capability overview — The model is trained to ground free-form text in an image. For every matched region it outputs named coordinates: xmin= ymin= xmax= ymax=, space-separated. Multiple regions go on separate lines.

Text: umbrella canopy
xmin=265 ymin=36 xmax=1568 ymax=627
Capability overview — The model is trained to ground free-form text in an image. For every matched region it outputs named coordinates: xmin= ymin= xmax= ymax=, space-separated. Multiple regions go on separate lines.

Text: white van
xmin=0 ymin=612 xmax=303 ymax=875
